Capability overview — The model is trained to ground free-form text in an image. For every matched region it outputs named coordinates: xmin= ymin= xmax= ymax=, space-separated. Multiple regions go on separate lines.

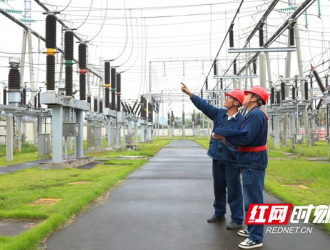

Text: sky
xmin=0 ymin=0 xmax=330 ymax=118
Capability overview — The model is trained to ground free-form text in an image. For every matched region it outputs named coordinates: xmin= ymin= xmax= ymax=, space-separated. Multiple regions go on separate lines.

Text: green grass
xmin=193 ymin=137 xmax=209 ymax=149
xmin=265 ymin=159 xmax=330 ymax=233
xmin=193 ymin=136 xmax=330 ymax=233
xmin=268 ymin=139 xmax=330 ymax=158
xmin=0 ymin=139 xmax=169 ymax=250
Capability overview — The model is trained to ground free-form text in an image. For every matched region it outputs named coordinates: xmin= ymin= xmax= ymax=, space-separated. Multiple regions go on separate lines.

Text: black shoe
xmin=238 ymin=229 xmax=249 ymax=237
xmin=226 ymin=222 xmax=243 ymax=229
xmin=207 ymin=214 xmax=226 ymax=223
xmin=238 ymin=238 xmax=263 ymax=249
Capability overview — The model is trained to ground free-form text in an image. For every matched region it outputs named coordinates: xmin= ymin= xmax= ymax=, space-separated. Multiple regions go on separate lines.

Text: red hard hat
xmin=225 ymin=88 xmax=244 ymax=105
xmin=244 ymin=85 xmax=269 ymax=105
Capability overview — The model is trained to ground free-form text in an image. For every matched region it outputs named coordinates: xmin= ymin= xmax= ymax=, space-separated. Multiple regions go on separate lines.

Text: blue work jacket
xmin=226 ymin=106 xmax=268 ymax=169
xmin=190 ymin=94 xmax=244 ymax=166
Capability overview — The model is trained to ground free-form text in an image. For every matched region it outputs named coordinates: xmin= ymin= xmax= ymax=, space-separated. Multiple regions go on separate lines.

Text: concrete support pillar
xmin=52 ymin=106 xmax=63 ymax=163
xmin=116 ymin=120 xmax=120 ymax=147
xmin=68 ymin=137 xmax=73 ymax=151
xmin=107 ymin=118 xmax=111 ymax=148
xmin=111 ymin=119 xmax=116 ymax=145
xmin=6 ymin=114 xmax=13 ymax=162
xmin=128 ymin=120 xmax=132 ymax=135
xmin=122 ymin=123 xmax=126 ymax=148
xmin=33 ymin=119 xmax=38 ymax=147
xmin=273 ymin=116 xmax=280 ymax=149
xmin=75 ymin=110 xmax=84 ymax=158
xmin=17 ymin=117 xmax=22 ymax=152
xmin=140 ymin=122 xmax=147 ymax=143
xmin=134 ymin=121 xmax=138 ymax=146
xmin=290 ymin=113 xmax=296 ymax=149
xmin=147 ymin=122 xmax=152 ymax=141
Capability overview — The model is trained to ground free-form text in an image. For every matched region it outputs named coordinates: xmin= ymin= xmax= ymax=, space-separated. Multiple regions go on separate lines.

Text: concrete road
xmin=44 ymin=140 xmax=330 ymax=250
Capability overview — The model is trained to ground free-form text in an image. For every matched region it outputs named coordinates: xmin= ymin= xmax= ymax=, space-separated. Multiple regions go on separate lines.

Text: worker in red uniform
xmin=212 ymin=85 xmax=268 ymax=249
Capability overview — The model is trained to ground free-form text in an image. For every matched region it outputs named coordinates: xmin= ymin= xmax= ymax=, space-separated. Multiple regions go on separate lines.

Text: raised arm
xmin=181 ymin=82 xmax=223 ymax=121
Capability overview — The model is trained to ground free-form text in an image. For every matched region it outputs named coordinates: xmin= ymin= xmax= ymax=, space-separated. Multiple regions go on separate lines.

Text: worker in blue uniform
xmin=212 ymin=85 xmax=269 ymax=249
xmin=181 ymin=82 xmax=244 ymax=230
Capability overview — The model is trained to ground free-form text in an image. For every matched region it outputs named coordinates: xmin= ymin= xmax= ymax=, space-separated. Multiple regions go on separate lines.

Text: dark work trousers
xmin=212 ymin=159 xmax=244 ymax=224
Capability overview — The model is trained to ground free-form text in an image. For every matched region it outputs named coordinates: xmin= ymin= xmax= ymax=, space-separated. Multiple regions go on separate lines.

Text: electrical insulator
xmin=45 ymin=14 xmax=56 ymax=91
xmin=276 ymin=91 xmax=281 ymax=105
xmin=78 ymin=43 xmax=87 ymax=69
xmin=289 ymin=22 xmax=295 ymax=46
xmin=46 ymin=55 xmax=55 ymax=90
xmin=8 ymin=67 xmax=20 ymax=90
xmin=65 ymin=66 xmax=73 ymax=96
xmin=201 ymin=89 xmax=203 ymax=99
xmin=259 ymin=23 xmax=264 ymax=47
xmin=87 ymin=94 xmax=91 ymax=108
xmin=312 ymin=69 xmax=326 ymax=92
xmin=205 ymin=78 xmax=208 ymax=90
xmin=104 ymin=62 xmax=110 ymax=108
xmin=292 ymin=87 xmax=296 ymax=100
xmin=125 ymin=103 xmax=131 ymax=114
xmin=22 ymin=87 xmax=26 ymax=105
xmin=316 ymin=99 xmax=322 ymax=110
xmin=34 ymin=94 xmax=37 ymax=108
xmin=94 ymin=97 xmax=98 ymax=113
xmin=304 ymin=80 xmax=309 ymax=100
xmin=253 ymin=60 xmax=257 ymax=75
xmin=99 ymin=100 xmax=103 ymax=113
xmin=213 ymin=61 xmax=217 ymax=76
xmin=64 ymin=31 xmax=74 ymax=60
xmin=281 ymin=81 xmax=285 ymax=100
xmin=116 ymin=73 xmax=121 ymax=112
xmin=270 ymin=87 xmax=275 ymax=104
xmin=79 ymin=74 xmax=86 ymax=100
xmin=46 ymin=14 xmax=56 ymax=48
xmin=3 ymin=88 xmax=7 ymax=105
xmin=65 ymin=31 xmax=74 ymax=96
xmin=233 ymin=60 xmax=237 ymax=75
xmin=38 ymin=91 xmax=41 ymax=108
xmin=229 ymin=24 xmax=234 ymax=48
xmin=132 ymin=101 xmax=137 ymax=113
xmin=111 ymin=68 xmax=116 ymax=111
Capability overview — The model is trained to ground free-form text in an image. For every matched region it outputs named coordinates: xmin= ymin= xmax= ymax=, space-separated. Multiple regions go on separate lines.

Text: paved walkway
xmin=44 ymin=140 xmax=330 ymax=250
xmin=0 ymin=158 xmax=51 ymax=175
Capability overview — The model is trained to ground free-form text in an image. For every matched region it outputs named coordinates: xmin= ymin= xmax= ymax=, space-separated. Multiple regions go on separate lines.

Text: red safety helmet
xmin=225 ymin=89 xmax=244 ymax=105
xmin=244 ymin=85 xmax=269 ymax=105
